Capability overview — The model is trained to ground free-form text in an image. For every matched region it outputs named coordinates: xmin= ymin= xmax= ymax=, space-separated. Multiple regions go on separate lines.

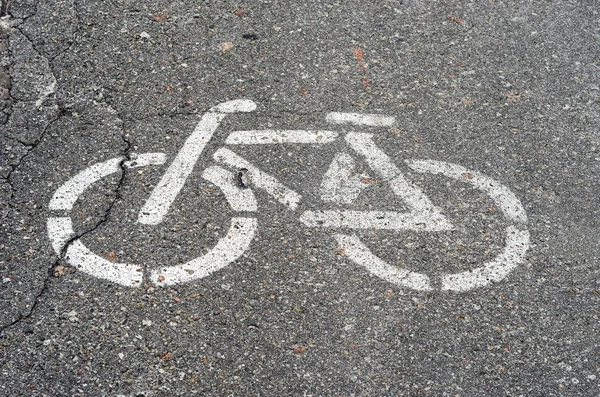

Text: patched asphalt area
xmin=1 ymin=1 xmax=599 ymax=396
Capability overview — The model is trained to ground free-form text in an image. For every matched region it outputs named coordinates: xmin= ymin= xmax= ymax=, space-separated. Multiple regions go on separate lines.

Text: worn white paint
xmin=401 ymin=157 xmax=529 ymax=292
xmin=47 ymin=101 xmax=530 ymax=292
xmin=138 ymin=100 xmax=256 ymax=225
xmin=49 ymin=158 xmax=122 ymax=211
xmin=326 ymin=112 xmax=396 ymax=127
xmin=300 ymin=210 xmax=450 ymax=231
xmin=335 ymin=234 xmax=432 ymax=291
xmin=150 ymin=217 xmax=257 ymax=285
xmin=210 ymin=99 xmax=256 ymax=113
xmin=66 ymin=240 xmax=145 ymax=286
xmin=49 ymin=153 xmax=166 ymax=211
xmin=337 ymin=226 xmax=529 ymax=292
xmin=441 ymin=226 xmax=530 ymax=291
xmin=124 ymin=153 xmax=167 ymax=169
xmin=47 ymin=217 xmax=144 ymax=286
xmin=213 ymin=148 xmax=302 ymax=210
xmin=201 ymin=165 xmax=258 ymax=212
xmin=320 ymin=153 xmax=371 ymax=204
xmin=405 ymin=159 xmax=528 ymax=224
xmin=346 ymin=132 xmax=403 ymax=180
xmin=334 ymin=157 xmax=530 ymax=292
xmin=345 ymin=132 xmax=453 ymax=231
xmin=226 ymin=130 xmax=338 ymax=145
xmin=35 ymin=78 xmax=57 ymax=107
xmin=47 ymin=216 xmax=76 ymax=254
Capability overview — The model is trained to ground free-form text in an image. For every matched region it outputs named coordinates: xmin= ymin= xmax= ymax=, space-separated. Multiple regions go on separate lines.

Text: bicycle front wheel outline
xmin=47 ymin=152 xmax=258 ymax=287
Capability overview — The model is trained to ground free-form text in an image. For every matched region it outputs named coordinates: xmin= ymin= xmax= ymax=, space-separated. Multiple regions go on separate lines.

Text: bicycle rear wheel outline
xmin=47 ymin=152 xmax=258 ymax=286
xmin=334 ymin=159 xmax=530 ymax=292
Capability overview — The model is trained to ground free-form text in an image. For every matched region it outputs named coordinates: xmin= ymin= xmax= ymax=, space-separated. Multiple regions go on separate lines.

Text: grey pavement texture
xmin=0 ymin=0 xmax=599 ymax=396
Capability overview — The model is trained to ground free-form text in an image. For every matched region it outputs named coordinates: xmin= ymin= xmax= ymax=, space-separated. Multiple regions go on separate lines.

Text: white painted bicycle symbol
xmin=47 ymin=100 xmax=529 ymax=292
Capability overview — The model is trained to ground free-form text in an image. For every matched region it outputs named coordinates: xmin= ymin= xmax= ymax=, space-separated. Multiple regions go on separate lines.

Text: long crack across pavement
xmin=0 ymin=131 xmax=133 ymax=334
xmin=1 ymin=6 xmax=73 ymax=200
xmin=0 ymin=0 xmax=83 ymax=178
xmin=3 ymin=107 xmax=64 ymax=201
xmin=0 ymin=1 xmax=135 ymax=331
xmin=9 ymin=0 xmax=82 ymax=63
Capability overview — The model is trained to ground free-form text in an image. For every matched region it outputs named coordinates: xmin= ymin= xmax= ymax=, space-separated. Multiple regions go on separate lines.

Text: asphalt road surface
xmin=0 ymin=1 xmax=599 ymax=396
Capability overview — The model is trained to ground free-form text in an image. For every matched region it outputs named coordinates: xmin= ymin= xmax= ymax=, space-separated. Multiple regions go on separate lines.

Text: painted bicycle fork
xmin=47 ymin=100 xmax=529 ymax=292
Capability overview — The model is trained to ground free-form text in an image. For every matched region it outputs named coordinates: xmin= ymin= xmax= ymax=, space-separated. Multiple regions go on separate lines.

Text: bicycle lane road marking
xmin=46 ymin=103 xmax=529 ymax=291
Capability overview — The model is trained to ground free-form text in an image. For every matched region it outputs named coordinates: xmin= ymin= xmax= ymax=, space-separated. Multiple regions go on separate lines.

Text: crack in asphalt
xmin=1 ymin=0 xmax=82 ymax=206
xmin=0 ymin=0 xmax=138 ymax=334
xmin=2 ymin=108 xmax=64 ymax=200
xmin=0 ymin=17 xmax=52 ymax=182
xmin=0 ymin=130 xmax=132 ymax=335
xmin=7 ymin=0 xmax=82 ymax=62
xmin=3 ymin=0 xmax=35 ymax=20
xmin=46 ymin=0 xmax=82 ymax=64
